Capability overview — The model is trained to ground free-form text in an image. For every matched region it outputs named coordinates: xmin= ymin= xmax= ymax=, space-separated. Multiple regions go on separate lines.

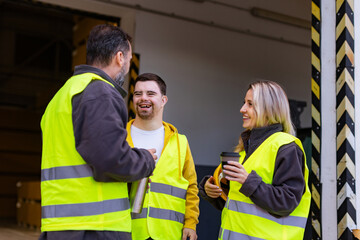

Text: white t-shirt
xmin=131 ymin=125 xmax=165 ymax=162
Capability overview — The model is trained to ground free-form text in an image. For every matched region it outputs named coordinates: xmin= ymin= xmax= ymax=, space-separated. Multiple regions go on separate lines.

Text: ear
xmin=115 ymin=51 xmax=124 ymax=67
xmin=162 ymin=95 xmax=168 ymax=107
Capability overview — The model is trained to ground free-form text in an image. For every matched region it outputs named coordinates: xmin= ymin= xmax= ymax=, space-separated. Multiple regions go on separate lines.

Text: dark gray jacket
xmin=39 ymin=65 xmax=155 ymax=240
xmin=199 ymin=124 xmax=306 ymax=217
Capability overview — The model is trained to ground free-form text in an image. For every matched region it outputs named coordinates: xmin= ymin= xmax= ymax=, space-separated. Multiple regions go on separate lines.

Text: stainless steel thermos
xmin=131 ymin=177 xmax=149 ymax=214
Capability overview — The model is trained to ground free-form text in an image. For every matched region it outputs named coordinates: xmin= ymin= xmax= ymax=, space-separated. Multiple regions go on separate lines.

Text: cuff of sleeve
xmin=198 ymin=175 xmax=212 ymax=200
xmin=198 ymin=175 xmax=211 ymax=190
xmin=184 ymin=219 xmax=197 ymax=231
xmin=240 ymin=170 xmax=262 ymax=197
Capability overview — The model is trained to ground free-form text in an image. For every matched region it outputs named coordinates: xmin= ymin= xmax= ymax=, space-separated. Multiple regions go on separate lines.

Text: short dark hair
xmin=135 ymin=73 xmax=167 ymax=95
xmin=86 ymin=24 xmax=132 ymax=67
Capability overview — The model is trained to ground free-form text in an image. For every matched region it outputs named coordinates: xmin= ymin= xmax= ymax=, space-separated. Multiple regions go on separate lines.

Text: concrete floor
xmin=0 ymin=221 xmax=40 ymax=240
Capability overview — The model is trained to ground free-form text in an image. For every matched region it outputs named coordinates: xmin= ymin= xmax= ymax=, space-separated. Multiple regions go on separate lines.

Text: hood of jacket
xmin=126 ymin=120 xmax=178 ymax=149
xmin=126 ymin=120 xmax=182 ymax=178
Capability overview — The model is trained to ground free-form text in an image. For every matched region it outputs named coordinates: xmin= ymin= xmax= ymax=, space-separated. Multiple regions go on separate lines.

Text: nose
xmin=240 ymin=104 xmax=246 ymax=113
xmin=139 ymin=93 xmax=148 ymax=101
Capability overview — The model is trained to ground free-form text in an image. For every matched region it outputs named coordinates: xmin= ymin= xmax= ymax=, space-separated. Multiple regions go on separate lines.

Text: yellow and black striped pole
xmin=311 ymin=0 xmax=322 ymax=238
xmin=128 ymin=53 xmax=140 ymax=120
xmin=335 ymin=0 xmax=355 ymax=239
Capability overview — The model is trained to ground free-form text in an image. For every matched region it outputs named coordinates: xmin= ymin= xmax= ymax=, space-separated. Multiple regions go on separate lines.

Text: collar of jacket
xmin=241 ymin=123 xmax=283 ymax=161
xmin=73 ymin=64 xmax=128 ymax=98
xmin=126 ymin=120 xmax=182 ymax=179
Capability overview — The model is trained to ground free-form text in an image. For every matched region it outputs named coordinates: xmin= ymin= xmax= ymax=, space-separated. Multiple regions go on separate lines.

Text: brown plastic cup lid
xmin=220 ymin=152 xmax=240 ymax=157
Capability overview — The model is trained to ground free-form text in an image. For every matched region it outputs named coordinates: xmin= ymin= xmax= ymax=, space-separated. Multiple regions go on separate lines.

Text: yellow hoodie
xmin=126 ymin=120 xmax=199 ymax=231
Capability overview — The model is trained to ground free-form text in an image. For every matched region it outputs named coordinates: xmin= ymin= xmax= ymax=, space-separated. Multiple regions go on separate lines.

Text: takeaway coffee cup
xmin=220 ymin=152 xmax=240 ymax=178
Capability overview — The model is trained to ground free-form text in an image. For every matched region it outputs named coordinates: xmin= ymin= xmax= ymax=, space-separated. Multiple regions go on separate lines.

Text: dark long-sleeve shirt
xmin=72 ymin=65 xmax=155 ymax=182
xmin=39 ymin=65 xmax=155 ymax=240
xmin=199 ymin=124 xmax=305 ymax=217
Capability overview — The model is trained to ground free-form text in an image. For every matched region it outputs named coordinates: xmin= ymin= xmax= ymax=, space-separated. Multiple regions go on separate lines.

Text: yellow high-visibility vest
xmin=128 ymin=132 xmax=188 ymax=240
xmin=219 ymin=132 xmax=311 ymax=240
xmin=41 ymin=73 xmax=131 ymax=232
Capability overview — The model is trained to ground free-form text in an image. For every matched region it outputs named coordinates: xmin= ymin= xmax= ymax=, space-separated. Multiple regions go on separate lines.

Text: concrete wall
xmin=33 ymin=1 xmax=313 ymax=239
xmin=39 ymin=0 xmax=311 ymax=167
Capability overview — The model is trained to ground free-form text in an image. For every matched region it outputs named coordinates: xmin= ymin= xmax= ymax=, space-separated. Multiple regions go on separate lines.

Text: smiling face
xmin=133 ymin=80 xmax=167 ymax=120
xmin=240 ymin=89 xmax=257 ymax=130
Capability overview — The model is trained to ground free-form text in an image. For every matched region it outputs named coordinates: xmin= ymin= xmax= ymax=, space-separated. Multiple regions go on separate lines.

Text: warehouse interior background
xmin=0 ymin=0 xmax=312 ymax=239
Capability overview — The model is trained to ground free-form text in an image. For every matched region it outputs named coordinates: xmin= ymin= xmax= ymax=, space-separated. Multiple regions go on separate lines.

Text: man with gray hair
xmin=39 ymin=24 xmax=156 ymax=240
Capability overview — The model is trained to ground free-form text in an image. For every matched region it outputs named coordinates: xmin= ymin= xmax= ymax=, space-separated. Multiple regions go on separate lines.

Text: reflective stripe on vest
xmin=131 ymin=182 xmax=186 ymax=223
xmin=131 ymin=207 xmax=184 ymax=224
xmin=150 ymin=182 xmax=187 ymax=200
xmin=132 ymin=208 xmax=148 ymax=219
xmin=227 ymin=200 xmax=307 ymax=228
xmin=41 ymin=164 xmax=92 ymax=181
xmin=149 ymin=207 xmax=184 ymax=224
xmin=219 ymin=228 xmax=264 ymax=240
xmin=43 ymin=198 xmax=129 ymax=218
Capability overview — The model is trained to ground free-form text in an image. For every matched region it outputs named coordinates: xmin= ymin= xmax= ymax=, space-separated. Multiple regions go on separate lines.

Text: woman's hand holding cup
xmin=223 ymin=161 xmax=249 ymax=184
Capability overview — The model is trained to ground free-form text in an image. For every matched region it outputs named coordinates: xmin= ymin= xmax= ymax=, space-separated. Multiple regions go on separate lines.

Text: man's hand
xmin=147 ymin=148 xmax=157 ymax=161
xmin=182 ymin=228 xmax=197 ymax=240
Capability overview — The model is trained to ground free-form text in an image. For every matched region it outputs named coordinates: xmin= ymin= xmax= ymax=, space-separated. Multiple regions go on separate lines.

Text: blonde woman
xmin=199 ymin=81 xmax=311 ymax=240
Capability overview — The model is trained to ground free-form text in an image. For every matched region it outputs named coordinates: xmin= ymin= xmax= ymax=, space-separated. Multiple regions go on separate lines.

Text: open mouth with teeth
xmin=139 ymin=104 xmax=152 ymax=109
xmin=136 ymin=102 xmax=154 ymax=119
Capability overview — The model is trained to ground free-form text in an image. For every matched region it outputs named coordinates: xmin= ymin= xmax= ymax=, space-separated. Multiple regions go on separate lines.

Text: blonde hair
xmin=234 ymin=80 xmax=295 ymax=152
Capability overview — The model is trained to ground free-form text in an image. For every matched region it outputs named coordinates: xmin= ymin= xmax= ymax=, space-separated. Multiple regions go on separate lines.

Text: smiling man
xmin=126 ymin=73 xmax=199 ymax=240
